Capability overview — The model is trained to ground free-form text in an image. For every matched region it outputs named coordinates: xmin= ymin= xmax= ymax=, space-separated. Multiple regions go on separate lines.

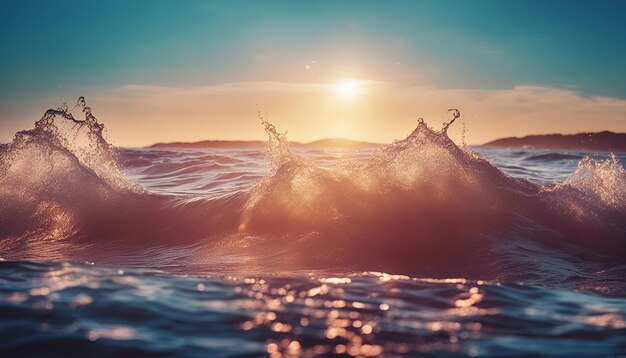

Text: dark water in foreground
xmin=2 ymin=260 xmax=625 ymax=357
xmin=0 ymin=103 xmax=625 ymax=356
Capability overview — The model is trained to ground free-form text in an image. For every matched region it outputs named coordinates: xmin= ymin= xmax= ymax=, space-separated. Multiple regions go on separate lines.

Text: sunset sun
xmin=335 ymin=78 xmax=361 ymax=100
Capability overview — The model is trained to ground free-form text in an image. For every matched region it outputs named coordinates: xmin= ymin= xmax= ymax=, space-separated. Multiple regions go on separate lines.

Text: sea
xmin=0 ymin=99 xmax=625 ymax=356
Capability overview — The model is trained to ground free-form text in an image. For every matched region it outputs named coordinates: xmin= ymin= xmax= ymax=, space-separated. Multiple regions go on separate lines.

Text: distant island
xmin=150 ymin=138 xmax=378 ymax=149
xmin=482 ymin=131 xmax=626 ymax=152
xmin=150 ymin=132 xmax=626 ymax=152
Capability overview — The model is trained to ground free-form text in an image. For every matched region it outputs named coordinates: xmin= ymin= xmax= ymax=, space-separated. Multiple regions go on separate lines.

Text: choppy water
xmin=0 ymin=100 xmax=625 ymax=356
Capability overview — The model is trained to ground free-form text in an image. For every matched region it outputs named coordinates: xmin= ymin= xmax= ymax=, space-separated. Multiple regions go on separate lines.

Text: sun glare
xmin=335 ymin=79 xmax=361 ymax=100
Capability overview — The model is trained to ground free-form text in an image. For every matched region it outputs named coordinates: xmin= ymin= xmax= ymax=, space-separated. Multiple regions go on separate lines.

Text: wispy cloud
xmin=2 ymin=81 xmax=625 ymax=146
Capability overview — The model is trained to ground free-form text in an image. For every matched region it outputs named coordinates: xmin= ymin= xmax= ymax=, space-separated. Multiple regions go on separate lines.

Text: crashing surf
xmin=0 ymin=98 xmax=624 ymax=284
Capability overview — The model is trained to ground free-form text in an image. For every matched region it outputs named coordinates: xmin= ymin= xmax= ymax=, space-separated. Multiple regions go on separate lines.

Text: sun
xmin=335 ymin=79 xmax=361 ymax=100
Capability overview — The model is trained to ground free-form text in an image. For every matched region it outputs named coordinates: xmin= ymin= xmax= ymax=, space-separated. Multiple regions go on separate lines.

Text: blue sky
xmin=1 ymin=0 xmax=626 ymax=145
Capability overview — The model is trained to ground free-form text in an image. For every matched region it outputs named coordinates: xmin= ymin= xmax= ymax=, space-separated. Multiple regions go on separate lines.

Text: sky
xmin=1 ymin=0 xmax=625 ymax=146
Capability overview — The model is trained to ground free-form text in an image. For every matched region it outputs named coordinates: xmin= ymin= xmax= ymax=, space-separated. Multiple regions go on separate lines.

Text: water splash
xmin=259 ymin=111 xmax=298 ymax=173
xmin=240 ymin=109 xmax=625 ymax=267
xmin=441 ymin=108 xmax=461 ymax=134
xmin=0 ymin=101 xmax=624 ymax=276
xmin=0 ymin=97 xmax=141 ymax=247
xmin=564 ymin=154 xmax=626 ymax=210
xmin=3 ymin=97 xmax=132 ymax=191
xmin=241 ymin=111 xmax=517 ymax=268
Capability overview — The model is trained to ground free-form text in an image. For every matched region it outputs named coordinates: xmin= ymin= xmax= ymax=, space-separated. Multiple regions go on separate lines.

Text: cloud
xmin=2 ymin=81 xmax=626 ymax=146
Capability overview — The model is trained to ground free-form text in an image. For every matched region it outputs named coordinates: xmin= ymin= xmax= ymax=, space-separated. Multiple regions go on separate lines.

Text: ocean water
xmin=1 ymin=100 xmax=625 ymax=356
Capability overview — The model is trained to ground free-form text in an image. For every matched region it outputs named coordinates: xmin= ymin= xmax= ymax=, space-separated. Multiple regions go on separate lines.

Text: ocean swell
xmin=0 ymin=100 xmax=624 ymax=282
xmin=240 ymin=113 xmax=625 ymax=269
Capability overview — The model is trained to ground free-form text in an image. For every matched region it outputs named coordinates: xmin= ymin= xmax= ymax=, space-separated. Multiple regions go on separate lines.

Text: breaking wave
xmin=0 ymin=99 xmax=624 ymax=285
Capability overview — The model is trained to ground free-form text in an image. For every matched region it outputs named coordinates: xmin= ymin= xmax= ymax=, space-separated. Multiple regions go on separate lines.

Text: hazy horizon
xmin=146 ymin=128 xmax=626 ymax=149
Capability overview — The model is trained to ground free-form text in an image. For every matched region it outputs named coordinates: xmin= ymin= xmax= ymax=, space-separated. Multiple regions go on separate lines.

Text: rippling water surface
xmin=2 ymin=260 xmax=626 ymax=357
xmin=1 ymin=102 xmax=625 ymax=356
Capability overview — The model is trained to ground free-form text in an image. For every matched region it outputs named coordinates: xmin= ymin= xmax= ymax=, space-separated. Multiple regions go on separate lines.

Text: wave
xmin=0 ymin=99 xmax=135 ymax=245
xmin=525 ymin=153 xmax=583 ymax=161
xmin=235 ymin=112 xmax=625 ymax=273
xmin=0 ymin=100 xmax=624 ymax=282
xmin=0 ymin=99 xmax=242 ymax=260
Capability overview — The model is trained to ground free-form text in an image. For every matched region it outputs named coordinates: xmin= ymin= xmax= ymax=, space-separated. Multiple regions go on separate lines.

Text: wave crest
xmin=564 ymin=154 xmax=626 ymax=210
xmin=0 ymin=98 xmax=141 ymax=245
xmin=0 ymin=102 xmax=624 ymax=275
xmin=240 ymin=110 xmax=625 ymax=266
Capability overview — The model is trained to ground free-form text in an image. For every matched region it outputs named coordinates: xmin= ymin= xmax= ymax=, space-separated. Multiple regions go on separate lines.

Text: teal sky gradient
xmin=1 ymin=0 xmax=625 ymax=144
xmin=2 ymin=1 xmax=625 ymax=95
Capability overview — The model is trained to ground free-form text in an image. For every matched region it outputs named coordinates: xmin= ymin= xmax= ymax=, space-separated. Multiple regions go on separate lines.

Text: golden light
xmin=335 ymin=79 xmax=361 ymax=100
